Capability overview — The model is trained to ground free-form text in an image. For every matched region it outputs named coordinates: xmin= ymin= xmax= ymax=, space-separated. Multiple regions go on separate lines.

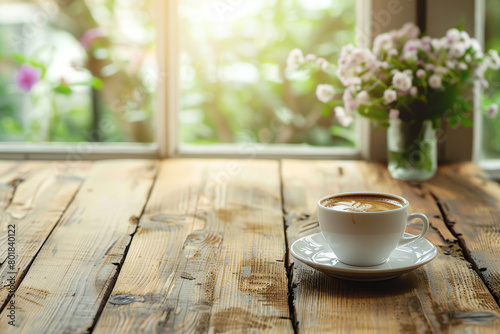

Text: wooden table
xmin=0 ymin=160 xmax=499 ymax=333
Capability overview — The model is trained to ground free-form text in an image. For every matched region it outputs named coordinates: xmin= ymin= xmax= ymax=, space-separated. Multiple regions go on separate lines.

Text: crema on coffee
xmin=321 ymin=194 xmax=404 ymax=212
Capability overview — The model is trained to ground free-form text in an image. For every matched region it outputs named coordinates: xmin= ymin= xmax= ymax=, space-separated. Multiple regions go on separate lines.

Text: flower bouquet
xmin=287 ymin=23 xmax=500 ymax=180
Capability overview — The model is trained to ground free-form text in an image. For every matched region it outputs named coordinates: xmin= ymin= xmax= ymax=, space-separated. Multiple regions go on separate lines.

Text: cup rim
xmin=318 ymin=191 xmax=409 ymax=214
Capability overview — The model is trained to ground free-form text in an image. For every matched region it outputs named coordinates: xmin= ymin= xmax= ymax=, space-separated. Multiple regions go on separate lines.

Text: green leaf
xmin=71 ymin=77 xmax=104 ymax=90
xmin=458 ymin=114 xmax=473 ymax=127
xmin=321 ymin=105 xmax=330 ymax=117
xmin=54 ymin=83 xmax=73 ymax=95
xmin=448 ymin=114 xmax=458 ymax=128
xmin=358 ymin=105 xmax=388 ymax=121
xmin=91 ymin=77 xmax=103 ymax=89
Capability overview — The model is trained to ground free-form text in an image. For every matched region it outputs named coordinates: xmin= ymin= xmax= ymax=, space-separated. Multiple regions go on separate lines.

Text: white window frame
xmin=473 ymin=0 xmax=500 ymax=178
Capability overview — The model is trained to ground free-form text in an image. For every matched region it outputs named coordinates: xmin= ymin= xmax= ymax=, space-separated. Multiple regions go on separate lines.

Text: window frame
xmin=473 ymin=0 xmax=500 ymax=177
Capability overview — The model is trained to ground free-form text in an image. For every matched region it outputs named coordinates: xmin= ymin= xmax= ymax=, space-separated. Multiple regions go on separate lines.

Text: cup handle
xmin=398 ymin=213 xmax=429 ymax=247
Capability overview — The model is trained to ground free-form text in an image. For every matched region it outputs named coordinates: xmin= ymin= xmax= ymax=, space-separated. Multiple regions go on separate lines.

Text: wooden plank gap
xmin=84 ymin=161 xmax=161 ymax=334
xmin=428 ymin=190 xmax=500 ymax=306
xmin=279 ymin=160 xmax=299 ymax=334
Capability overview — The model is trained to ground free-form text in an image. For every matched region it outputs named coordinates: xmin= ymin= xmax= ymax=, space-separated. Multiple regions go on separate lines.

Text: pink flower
xmin=416 ymin=69 xmax=426 ymax=78
xmin=389 ymin=109 xmax=400 ymax=120
xmin=489 ymin=104 xmax=498 ymax=118
xmin=80 ymin=28 xmax=105 ymax=50
xmin=16 ymin=65 xmax=41 ymax=93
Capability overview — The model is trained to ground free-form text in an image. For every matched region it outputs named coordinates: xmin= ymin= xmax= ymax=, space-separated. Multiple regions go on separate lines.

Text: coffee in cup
xmin=321 ymin=194 xmax=404 ymax=212
xmin=317 ymin=192 xmax=429 ymax=267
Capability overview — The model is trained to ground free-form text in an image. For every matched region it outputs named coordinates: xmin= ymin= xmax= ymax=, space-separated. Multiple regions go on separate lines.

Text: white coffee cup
xmin=317 ymin=192 xmax=429 ymax=267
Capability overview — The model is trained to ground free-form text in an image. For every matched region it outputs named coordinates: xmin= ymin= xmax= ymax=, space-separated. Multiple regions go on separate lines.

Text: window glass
xmin=0 ymin=0 xmax=156 ymax=143
xmin=179 ymin=0 xmax=356 ymax=147
xmin=482 ymin=0 xmax=500 ymax=159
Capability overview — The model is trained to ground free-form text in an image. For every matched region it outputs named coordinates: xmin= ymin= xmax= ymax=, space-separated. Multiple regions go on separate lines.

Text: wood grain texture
xmin=0 ymin=162 xmax=91 ymax=310
xmin=282 ymin=160 xmax=500 ymax=333
xmin=94 ymin=159 xmax=293 ymax=333
xmin=0 ymin=160 xmax=157 ymax=334
xmin=422 ymin=163 xmax=500 ymax=302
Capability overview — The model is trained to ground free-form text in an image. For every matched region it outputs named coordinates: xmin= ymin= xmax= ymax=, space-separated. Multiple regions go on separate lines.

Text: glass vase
xmin=387 ymin=119 xmax=437 ymax=181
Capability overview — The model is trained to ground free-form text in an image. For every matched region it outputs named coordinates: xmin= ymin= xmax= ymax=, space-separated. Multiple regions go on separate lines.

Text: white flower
xmin=356 ymin=91 xmax=371 ymax=106
xmin=403 ymin=50 xmax=418 ymax=61
xmin=421 ymin=36 xmax=431 ymax=52
xmin=376 ymin=61 xmax=389 ymax=69
xmin=321 ymin=61 xmax=330 ymax=72
xmin=487 ymin=50 xmax=500 ymax=70
xmin=461 ymin=31 xmax=471 ymax=48
xmin=410 ymin=86 xmax=418 ymax=97
xmin=315 ymin=84 xmax=335 ymax=103
xmin=428 ymin=74 xmax=443 ymax=89
xmin=404 ymin=39 xmax=421 ymax=53
xmin=489 ymin=104 xmax=498 ymax=118
xmin=425 ymin=63 xmax=435 ymax=71
xmin=446 ymin=60 xmax=457 ymax=69
xmin=343 ymin=89 xmax=357 ymax=113
xmin=373 ymin=33 xmax=394 ymax=56
xmin=334 ymin=106 xmax=354 ymax=126
xmin=305 ymin=54 xmax=317 ymax=61
xmin=340 ymin=44 xmax=355 ymax=58
xmin=336 ymin=68 xmax=349 ymax=86
xmin=449 ymin=43 xmax=466 ymax=58
xmin=475 ymin=63 xmax=488 ymax=80
xmin=431 ymin=38 xmax=444 ymax=52
xmin=387 ymin=48 xmax=398 ymax=58
xmin=446 ymin=28 xmax=461 ymax=45
xmin=398 ymin=22 xmax=420 ymax=40
xmin=416 ymin=69 xmax=426 ymax=78
xmin=471 ymin=39 xmax=483 ymax=58
xmin=465 ymin=54 xmax=472 ymax=63
xmin=389 ymin=109 xmax=400 ymax=120
xmin=344 ymin=77 xmax=362 ymax=86
xmin=287 ymin=48 xmax=304 ymax=70
xmin=458 ymin=62 xmax=468 ymax=70
xmin=392 ymin=72 xmax=412 ymax=91
xmin=384 ymin=89 xmax=397 ymax=104
xmin=435 ymin=66 xmax=447 ymax=75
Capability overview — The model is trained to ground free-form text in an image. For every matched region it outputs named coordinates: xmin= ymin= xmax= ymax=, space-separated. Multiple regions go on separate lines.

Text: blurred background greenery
xmin=0 ymin=0 xmax=156 ymax=143
xmin=179 ymin=0 xmax=356 ymax=146
xmin=482 ymin=0 xmax=500 ymax=159
xmin=0 ymin=0 xmax=356 ymax=147
xmin=0 ymin=0 xmax=499 ymax=158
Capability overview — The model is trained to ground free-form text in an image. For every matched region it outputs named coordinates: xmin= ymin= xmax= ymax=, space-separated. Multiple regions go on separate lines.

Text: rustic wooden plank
xmin=422 ymin=162 xmax=500 ymax=302
xmin=0 ymin=160 xmax=157 ymax=334
xmin=0 ymin=161 xmax=92 ymax=311
xmin=282 ymin=160 xmax=500 ymax=333
xmin=94 ymin=159 xmax=293 ymax=333
xmin=0 ymin=161 xmax=26 ymax=211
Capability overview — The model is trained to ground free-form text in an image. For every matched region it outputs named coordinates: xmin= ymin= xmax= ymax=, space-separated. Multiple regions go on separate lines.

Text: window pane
xmin=482 ymin=0 xmax=500 ymax=159
xmin=179 ymin=0 xmax=356 ymax=147
xmin=0 ymin=1 xmax=156 ymax=143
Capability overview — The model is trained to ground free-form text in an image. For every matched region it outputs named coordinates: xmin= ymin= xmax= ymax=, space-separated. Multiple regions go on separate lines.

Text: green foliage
xmin=180 ymin=0 xmax=357 ymax=147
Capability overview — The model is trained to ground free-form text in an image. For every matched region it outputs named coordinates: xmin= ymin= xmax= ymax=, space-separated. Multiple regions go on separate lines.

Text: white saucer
xmin=291 ymin=232 xmax=437 ymax=281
